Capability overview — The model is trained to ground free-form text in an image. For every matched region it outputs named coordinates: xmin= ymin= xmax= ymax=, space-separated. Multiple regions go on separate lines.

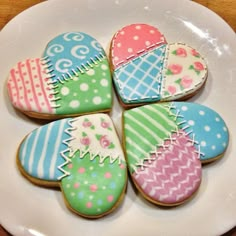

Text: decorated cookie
xmin=7 ymin=32 xmax=112 ymax=119
xmin=110 ymin=23 xmax=207 ymax=107
xmin=17 ymin=113 xmax=127 ymax=218
xmin=123 ymin=102 xmax=229 ymax=206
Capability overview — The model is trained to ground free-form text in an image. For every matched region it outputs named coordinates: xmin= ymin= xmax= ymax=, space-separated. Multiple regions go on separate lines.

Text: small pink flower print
xmin=167 ymin=64 xmax=183 ymax=75
xmin=180 ymin=75 xmax=193 ymax=89
xmin=191 ymin=49 xmax=200 ymax=57
xmin=100 ymin=135 xmax=111 ymax=148
xmin=193 ymin=61 xmax=204 ymax=71
xmin=167 ymin=85 xmax=177 ymax=95
xmin=101 ymin=121 xmax=110 ymax=129
xmin=80 ymin=137 xmax=91 ymax=146
xmin=176 ymin=48 xmax=187 ymax=57
xmin=82 ymin=121 xmax=92 ymax=128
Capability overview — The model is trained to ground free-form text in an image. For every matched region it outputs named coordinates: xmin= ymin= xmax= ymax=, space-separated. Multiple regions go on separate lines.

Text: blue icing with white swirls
xmin=43 ymin=32 xmax=105 ymax=81
xmin=18 ymin=118 xmax=72 ymax=181
xmin=173 ymin=102 xmax=229 ymax=161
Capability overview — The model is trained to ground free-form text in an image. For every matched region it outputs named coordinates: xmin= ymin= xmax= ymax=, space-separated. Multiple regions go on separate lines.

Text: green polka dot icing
xmin=17 ymin=113 xmax=127 ymax=218
xmin=54 ymin=57 xmax=112 ymax=115
xmin=61 ymin=152 xmax=126 ymax=217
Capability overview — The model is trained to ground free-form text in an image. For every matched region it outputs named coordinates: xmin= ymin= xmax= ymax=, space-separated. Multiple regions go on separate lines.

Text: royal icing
xmin=111 ymin=23 xmax=167 ymax=69
xmin=161 ymin=43 xmax=207 ymax=100
xmin=133 ymin=130 xmax=201 ymax=205
xmin=7 ymin=58 xmax=56 ymax=114
xmin=111 ymin=24 xmax=207 ymax=106
xmin=7 ymin=32 xmax=112 ymax=118
xmin=123 ymin=102 xmax=229 ymax=205
xmin=18 ymin=113 xmax=127 ymax=217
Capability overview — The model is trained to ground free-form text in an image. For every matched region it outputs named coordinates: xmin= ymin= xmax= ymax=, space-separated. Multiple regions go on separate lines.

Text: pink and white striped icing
xmin=7 ymin=58 xmax=55 ymax=114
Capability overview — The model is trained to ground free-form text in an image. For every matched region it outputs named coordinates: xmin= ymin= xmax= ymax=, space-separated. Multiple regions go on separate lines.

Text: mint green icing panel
xmin=61 ymin=151 xmax=127 ymax=216
xmin=55 ymin=57 xmax=112 ymax=115
xmin=123 ymin=103 xmax=177 ymax=173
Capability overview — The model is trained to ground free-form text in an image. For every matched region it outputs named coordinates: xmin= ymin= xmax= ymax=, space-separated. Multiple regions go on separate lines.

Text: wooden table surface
xmin=0 ymin=0 xmax=235 ymax=235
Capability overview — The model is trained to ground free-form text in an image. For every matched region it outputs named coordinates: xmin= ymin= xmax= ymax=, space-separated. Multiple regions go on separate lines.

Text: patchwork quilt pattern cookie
xmin=123 ymin=102 xmax=229 ymax=206
xmin=17 ymin=113 xmax=127 ymax=218
xmin=7 ymin=32 xmax=112 ymax=119
xmin=110 ymin=23 xmax=207 ymax=107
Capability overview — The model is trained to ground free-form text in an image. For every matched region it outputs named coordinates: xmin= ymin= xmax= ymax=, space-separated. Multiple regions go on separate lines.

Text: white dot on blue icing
xmin=199 ymin=110 xmax=205 ymax=116
xmin=173 ymin=102 xmax=229 ymax=160
xmin=181 ymin=106 xmax=188 ymax=111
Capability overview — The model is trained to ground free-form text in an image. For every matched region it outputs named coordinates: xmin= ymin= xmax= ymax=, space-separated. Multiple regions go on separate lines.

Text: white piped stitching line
xmin=113 ymin=45 xmax=166 ymax=103
xmin=160 ymin=42 xmax=208 ymax=101
xmin=57 ymin=118 xmax=123 ymax=180
xmin=40 ymin=53 xmax=105 ymax=109
xmin=132 ymin=102 xmax=205 ymax=173
xmin=111 ymin=25 xmax=166 ymax=69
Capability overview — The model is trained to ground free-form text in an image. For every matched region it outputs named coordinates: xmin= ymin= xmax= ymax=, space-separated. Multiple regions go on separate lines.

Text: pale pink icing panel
xmin=133 ymin=130 xmax=202 ymax=205
xmin=112 ymin=24 xmax=167 ymax=69
xmin=7 ymin=58 xmax=54 ymax=114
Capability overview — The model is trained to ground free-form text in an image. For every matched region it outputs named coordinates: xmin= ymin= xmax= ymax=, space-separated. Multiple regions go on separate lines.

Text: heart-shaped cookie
xmin=123 ymin=102 xmax=229 ymax=206
xmin=110 ymin=23 xmax=207 ymax=107
xmin=17 ymin=113 xmax=127 ymax=218
xmin=7 ymin=32 xmax=112 ymax=119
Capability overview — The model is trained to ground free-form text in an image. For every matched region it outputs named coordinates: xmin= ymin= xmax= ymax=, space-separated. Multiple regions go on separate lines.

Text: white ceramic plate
xmin=0 ymin=0 xmax=236 ymax=235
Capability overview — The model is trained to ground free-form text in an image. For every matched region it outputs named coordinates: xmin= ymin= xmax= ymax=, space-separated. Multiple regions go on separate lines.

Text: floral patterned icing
xmin=111 ymin=24 xmax=208 ymax=106
xmin=7 ymin=32 xmax=112 ymax=118
xmin=123 ymin=102 xmax=229 ymax=205
xmin=18 ymin=113 xmax=127 ymax=217
xmin=161 ymin=43 xmax=207 ymax=100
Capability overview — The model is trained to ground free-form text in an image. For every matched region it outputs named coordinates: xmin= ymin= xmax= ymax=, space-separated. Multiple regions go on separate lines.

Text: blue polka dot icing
xmin=172 ymin=102 xmax=229 ymax=162
xmin=43 ymin=32 xmax=105 ymax=82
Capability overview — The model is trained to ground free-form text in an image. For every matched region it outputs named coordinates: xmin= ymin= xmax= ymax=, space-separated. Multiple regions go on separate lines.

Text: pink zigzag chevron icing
xmin=133 ymin=130 xmax=202 ymax=205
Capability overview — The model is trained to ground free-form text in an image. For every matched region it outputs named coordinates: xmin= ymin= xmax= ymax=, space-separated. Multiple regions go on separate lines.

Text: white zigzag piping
xmin=133 ymin=103 xmax=204 ymax=173
xmin=57 ymin=118 xmax=122 ymax=180
xmin=40 ymin=53 xmax=105 ymax=109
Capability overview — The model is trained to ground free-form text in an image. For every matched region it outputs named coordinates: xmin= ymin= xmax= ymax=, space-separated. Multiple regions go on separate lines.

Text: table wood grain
xmin=0 ymin=0 xmax=235 ymax=235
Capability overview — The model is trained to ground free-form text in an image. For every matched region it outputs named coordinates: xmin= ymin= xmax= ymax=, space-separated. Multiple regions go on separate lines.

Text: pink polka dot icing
xmin=111 ymin=23 xmax=167 ymax=69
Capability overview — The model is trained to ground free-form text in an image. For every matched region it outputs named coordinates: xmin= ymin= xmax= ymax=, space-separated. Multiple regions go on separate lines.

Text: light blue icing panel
xmin=43 ymin=32 xmax=105 ymax=81
xmin=113 ymin=44 xmax=166 ymax=104
xmin=173 ymin=102 xmax=229 ymax=160
xmin=19 ymin=118 xmax=72 ymax=181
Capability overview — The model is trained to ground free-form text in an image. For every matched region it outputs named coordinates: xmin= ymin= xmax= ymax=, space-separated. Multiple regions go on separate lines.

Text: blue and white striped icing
xmin=18 ymin=119 xmax=72 ymax=181
xmin=43 ymin=32 xmax=105 ymax=82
